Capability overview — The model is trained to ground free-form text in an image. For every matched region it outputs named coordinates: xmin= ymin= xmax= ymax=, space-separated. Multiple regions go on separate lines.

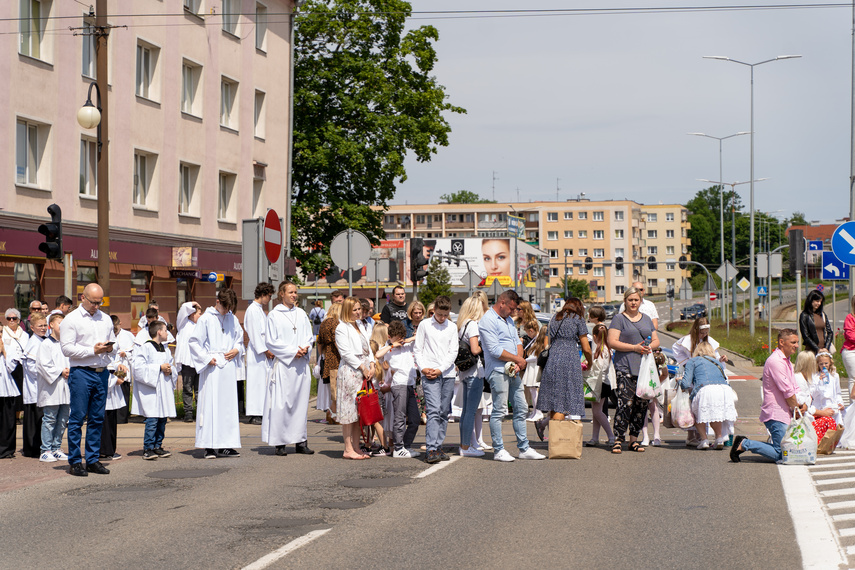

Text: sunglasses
xmin=6 ymin=316 xmax=19 ymax=321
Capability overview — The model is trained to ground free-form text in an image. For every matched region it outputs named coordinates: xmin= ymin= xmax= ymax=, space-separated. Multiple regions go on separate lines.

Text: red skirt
xmin=813 ymin=416 xmax=837 ymax=441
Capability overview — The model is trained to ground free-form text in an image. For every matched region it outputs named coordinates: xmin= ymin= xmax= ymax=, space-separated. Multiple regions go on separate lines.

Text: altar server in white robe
xmin=245 ymin=283 xmax=275 ymax=425
xmin=21 ymin=312 xmax=48 ymax=457
xmin=113 ymin=317 xmax=136 ymax=425
xmin=189 ymin=289 xmax=244 ymax=459
xmin=132 ymin=322 xmax=179 ymax=459
xmin=100 ymin=315 xmax=132 ymax=461
xmin=0 ymin=338 xmax=21 ymax=458
xmin=263 ymin=281 xmax=315 ymax=456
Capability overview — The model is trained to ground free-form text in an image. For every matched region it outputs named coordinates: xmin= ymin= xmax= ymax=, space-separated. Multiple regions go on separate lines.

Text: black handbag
xmin=537 ymin=348 xmax=549 ymax=368
xmin=455 ymin=322 xmax=479 ymax=371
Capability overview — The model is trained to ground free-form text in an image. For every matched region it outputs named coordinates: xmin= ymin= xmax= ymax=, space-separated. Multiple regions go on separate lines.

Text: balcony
xmin=478 ymin=220 xmax=507 ymax=230
xmin=445 ymin=221 xmax=475 ymax=230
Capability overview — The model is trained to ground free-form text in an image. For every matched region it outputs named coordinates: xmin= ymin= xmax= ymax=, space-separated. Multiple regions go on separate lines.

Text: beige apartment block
xmin=382 ymin=199 xmax=692 ymax=302
xmin=1 ymin=0 xmax=296 ymax=323
xmin=640 ymin=204 xmax=693 ymax=296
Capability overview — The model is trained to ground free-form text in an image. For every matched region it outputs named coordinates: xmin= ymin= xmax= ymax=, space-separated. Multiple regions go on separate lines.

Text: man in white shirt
xmin=619 ymin=281 xmax=659 ymax=329
xmin=413 ymin=295 xmax=458 ymax=464
xmin=245 ymin=283 xmax=275 ymax=425
xmin=60 ymin=283 xmax=128 ymax=477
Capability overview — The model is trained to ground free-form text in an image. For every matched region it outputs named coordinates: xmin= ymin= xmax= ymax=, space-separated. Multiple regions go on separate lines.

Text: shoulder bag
xmin=455 ymin=322 xmax=479 ymax=371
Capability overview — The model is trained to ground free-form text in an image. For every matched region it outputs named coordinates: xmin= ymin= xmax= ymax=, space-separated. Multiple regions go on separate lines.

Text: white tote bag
xmin=635 ymin=353 xmax=660 ymax=400
xmin=780 ymin=409 xmax=818 ymax=465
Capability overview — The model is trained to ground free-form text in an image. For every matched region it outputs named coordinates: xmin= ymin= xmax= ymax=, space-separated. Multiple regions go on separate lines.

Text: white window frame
xmin=79 ymin=137 xmax=97 ymax=197
xmin=253 ymin=178 xmax=264 ymax=217
xmin=179 ymin=162 xmax=200 ymax=217
xmin=616 ymin=285 xmax=625 ymax=295
xmin=578 ymin=267 xmax=588 ymax=275
xmin=593 ymin=211 xmax=604 ymax=221
xmin=647 ymin=230 xmax=658 ymax=239
xmin=565 ymin=267 xmax=573 ymax=276
xmin=220 ymin=76 xmax=239 ymax=130
xmin=136 ymin=40 xmax=161 ymax=101
xmin=82 ymin=20 xmax=96 ymax=78
xmin=564 ymin=212 xmax=573 ymax=220
xmin=254 ymin=89 xmax=266 ymax=139
xmin=648 ymin=213 xmax=658 ymax=222
xmin=666 ymin=229 xmax=675 ymax=239
xmin=614 ymin=211 xmax=624 ymax=221
xmin=666 ymin=246 xmax=675 ymax=255
xmin=666 ymin=212 xmax=675 ymax=222
xmin=578 ymin=212 xmax=587 ymax=220
xmin=133 ymin=149 xmax=157 ymax=209
xmin=666 ymin=263 xmax=676 ymax=271
xmin=593 ymin=267 xmax=604 ymax=277
xmin=222 ymin=0 xmax=238 ymax=35
xmin=593 ymin=248 xmax=604 ymax=258
xmin=256 ymin=3 xmax=268 ymax=51
xmin=184 ymin=0 xmax=203 ymax=14
xmin=578 ymin=230 xmax=587 ymax=239
xmin=614 ymin=229 xmax=624 ymax=239
xmin=218 ymin=171 xmax=237 ymax=222
xmin=648 ymin=279 xmax=658 ymax=288
xmin=16 ymin=118 xmax=43 ymax=187
xmin=563 ymin=248 xmax=573 ymax=258
xmin=548 ymin=249 xmax=558 ymax=259
xmin=578 ymin=248 xmax=588 ymax=256
xmin=564 ymin=230 xmax=573 ymax=239
xmin=547 ymin=231 xmax=558 ymax=241
xmin=593 ymin=230 xmax=604 ymax=240
xmin=181 ymin=59 xmax=203 ymax=117
xmin=20 ymin=0 xmax=52 ymax=62
xmin=550 ymin=268 xmax=559 ymax=277
xmin=647 ymin=246 xmax=658 ymax=256
xmin=547 ymin=212 xmax=558 ymax=222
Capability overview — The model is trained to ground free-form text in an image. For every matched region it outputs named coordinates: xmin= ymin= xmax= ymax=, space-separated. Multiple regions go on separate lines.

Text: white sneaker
xmin=393 ymin=448 xmax=415 ymax=458
xmin=460 ymin=446 xmax=485 ymax=457
xmin=697 ymin=439 xmax=710 ymax=450
xmin=641 ymin=437 xmax=650 ymax=446
xmin=477 ymin=439 xmax=493 ymax=451
xmin=39 ymin=451 xmax=57 ymax=463
xmin=493 ymin=449 xmax=515 ymax=462
xmin=518 ymin=447 xmax=546 ymax=460
xmin=52 ymin=450 xmax=68 ymax=460
xmin=405 ymin=448 xmax=421 ymax=458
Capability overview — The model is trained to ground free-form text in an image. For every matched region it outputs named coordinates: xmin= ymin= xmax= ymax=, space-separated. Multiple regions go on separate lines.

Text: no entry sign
xmin=264 ymin=209 xmax=282 ymax=264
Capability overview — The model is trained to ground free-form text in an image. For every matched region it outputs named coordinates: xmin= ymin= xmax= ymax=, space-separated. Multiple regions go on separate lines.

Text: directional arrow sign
xmin=822 ymin=250 xmax=850 ymax=281
xmin=832 ymin=221 xmax=855 ymax=265
xmin=809 ymin=240 xmax=823 ymax=251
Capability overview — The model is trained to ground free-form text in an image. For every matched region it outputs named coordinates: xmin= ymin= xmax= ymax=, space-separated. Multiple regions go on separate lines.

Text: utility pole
xmin=95 ymin=0 xmax=110 ymax=299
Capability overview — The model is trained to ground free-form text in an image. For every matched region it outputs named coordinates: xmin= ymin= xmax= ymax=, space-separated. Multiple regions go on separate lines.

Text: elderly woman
xmin=0 ymin=339 xmax=20 ymax=458
xmin=799 ymin=289 xmax=833 ymax=354
xmin=678 ymin=342 xmax=737 ymax=450
xmin=3 ymin=308 xmax=30 ymax=416
xmin=335 ymin=297 xmax=375 ymax=460
xmin=608 ymin=287 xmax=659 ymax=453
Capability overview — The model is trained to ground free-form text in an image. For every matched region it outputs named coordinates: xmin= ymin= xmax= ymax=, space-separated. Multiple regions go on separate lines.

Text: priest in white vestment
xmin=189 ymin=290 xmax=245 ymax=459
xmin=262 ymin=282 xmax=315 ymax=456
xmin=244 ymin=283 xmax=275 ymax=425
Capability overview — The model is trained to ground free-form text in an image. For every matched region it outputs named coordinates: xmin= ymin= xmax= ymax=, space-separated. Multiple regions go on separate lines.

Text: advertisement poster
xmin=408 ymin=238 xmax=544 ymax=286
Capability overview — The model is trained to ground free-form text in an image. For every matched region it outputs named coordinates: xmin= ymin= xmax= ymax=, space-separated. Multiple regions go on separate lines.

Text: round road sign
xmin=263 ymin=209 xmax=282 ymax=264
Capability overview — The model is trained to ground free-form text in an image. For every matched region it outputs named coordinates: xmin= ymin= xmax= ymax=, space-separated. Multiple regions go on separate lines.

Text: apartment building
xmin=641 ymin=204 xmax=693 ymax=296
xmin=1 ymin=0 xmax=295 ymax=323
xmin=382 ymin=199 xmax=692 ymax=302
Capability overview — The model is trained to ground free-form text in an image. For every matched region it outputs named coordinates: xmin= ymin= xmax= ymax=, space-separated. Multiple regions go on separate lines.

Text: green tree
xmin=291 ymin=0 xmax=465 ymax=274
xmin=418 ymin=257 xmax=453 ymax=306
xmin=439 ymin=190 xmax=496 ymax=204
xmin=789 ymin=211 xmax=808 ymax=227
xmin=558 ymin=277 xmax=591 ymax=300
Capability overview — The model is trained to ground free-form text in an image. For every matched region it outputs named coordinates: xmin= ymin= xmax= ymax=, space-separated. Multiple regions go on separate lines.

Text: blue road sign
xmin=809 ymin=240 xmax=823 ymax=251
xmin=757 ymin=286 xmax=767 ymax=297
xmin=831 ymin=222 xmax=855 ymax=266
xmin=822 ymin=250 xmax=850 ymax=281
xmin=207 ymin=272 xmax=218 ymax=282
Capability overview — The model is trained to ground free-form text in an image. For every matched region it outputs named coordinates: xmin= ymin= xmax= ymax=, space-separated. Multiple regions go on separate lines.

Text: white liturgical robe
xmin=244 ymin=300 xmax=271 ymax=417
xmin=131 ymin=341 xmax=178 ymax=418
xmin=261 ymin=303 xmax=314 ymax=446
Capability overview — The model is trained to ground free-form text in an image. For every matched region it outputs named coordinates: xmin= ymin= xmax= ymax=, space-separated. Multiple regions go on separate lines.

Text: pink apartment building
xmin=1 ymin=0 xmax=295 ymax=325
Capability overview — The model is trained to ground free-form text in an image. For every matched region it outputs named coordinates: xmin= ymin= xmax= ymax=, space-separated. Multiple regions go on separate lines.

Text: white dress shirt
xmin=59 ymin=305 xmax=116 ymax=368
xmin=414 ymin=316 xmax=458 ymax=378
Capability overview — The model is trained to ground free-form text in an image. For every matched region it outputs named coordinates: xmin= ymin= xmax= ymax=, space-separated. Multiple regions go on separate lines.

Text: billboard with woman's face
xmin=407 ymin=237 xmax=543 ymax=286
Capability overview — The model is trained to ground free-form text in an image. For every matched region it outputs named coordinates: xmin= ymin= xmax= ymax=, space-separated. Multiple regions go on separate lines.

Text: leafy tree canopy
xmin=558 ymin=277 xmax=592 ymax=300
xmin=418 ymin=257 xmax=453 ymax=306
xmin=789 ymin=211 xmax=808 ymax=227
xmin=291 ymin=0 xmax=465 ymax=274
xmin=440 ymin=190 xmax=496 ymax=204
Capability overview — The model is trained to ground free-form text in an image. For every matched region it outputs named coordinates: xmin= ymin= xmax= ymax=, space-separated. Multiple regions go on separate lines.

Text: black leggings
xmin=612 ymin=370 xmax=648 ymax=441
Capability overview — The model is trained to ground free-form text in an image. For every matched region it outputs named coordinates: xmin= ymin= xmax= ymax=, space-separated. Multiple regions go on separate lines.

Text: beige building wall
xmin=639 ymin=204 xmax=692 ymax=296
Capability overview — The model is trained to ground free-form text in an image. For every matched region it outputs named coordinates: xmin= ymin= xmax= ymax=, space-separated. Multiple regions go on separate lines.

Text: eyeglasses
xmin=83 ymin=296 xmax=103 ymax=306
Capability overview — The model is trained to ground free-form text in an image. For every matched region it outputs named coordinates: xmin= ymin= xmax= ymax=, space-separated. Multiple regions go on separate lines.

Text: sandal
xmin=629 ymin=441 xmax=646 ymax=453
xmin=611 ymin=441 xmax=622 ymax=454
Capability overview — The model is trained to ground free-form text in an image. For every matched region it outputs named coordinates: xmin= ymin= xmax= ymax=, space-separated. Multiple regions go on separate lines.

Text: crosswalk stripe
xmin=831 ymin=513 xmax=855 ymax=523
xmin=819 ymin=488 xmax=855 ymax=498
xmin=825 ymin=500 xmax=855 ymax=510
xmin=815 ymin=476 xmax=855 ymax=486
xmin=809 ymin=467 xmax=855 ymax=476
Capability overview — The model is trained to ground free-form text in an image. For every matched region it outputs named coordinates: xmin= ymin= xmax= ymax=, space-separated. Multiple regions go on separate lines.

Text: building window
xmin=615 ymin=211 xmax=624 ymax=221
xmin=578 ymin=267 xmax=588 ymax=275
xmin=578 ymin=249 xmax=588 ymax=256
xmin=79 ymin=138 xmax=97 ymax=197
xmin=182 ymin=60 xmax=202 ymax=116
xmin=255 ymin=3 xmax=267 ymax=51
xmin=465 ymin=213 xmax=474 ymax=222
xmin=179 ymin=162 xmax=200 ymax=216
xmin=578 ymin=230 xmax=587 ymax=239
xmin=593 ymin=248 xmax=604 ymax=258
xmin=593 ymin=230 xmax=604 ymax=240
xmin=14 ymin=263 xmax=41 ymax=315
xmin=593 ymin=267 xmax=604 ymax=277
xmin=565 ymin=267 xmax=573 ymax=276
xmin=647 ymin=246 xmax=658 ymax=256
xmin=136 ymin=41 xmax=160 ymax=101
xmin=578 ymin=212 xmax=587 ymax=220
xmin=564 ymin=230 xmax=573 ymax=239
xmin=184 ymin=0 xmax=202 ymax=13
xmin=666 ymin=246 xmax=675 ymax=255
xmin=547 ymin=231 xmax=558 ymax=241
xmin=593 ymin=211 xmax=604 ymax=221
xmin=666 ymin=229 xmax=675 ymax=239
xmin=616 ymin=285 xmax=625 ymax=295
xmin=666 ymin=263 xmax=676 ymax=271
xmin=415 ymin=215 xmax=425 ymax=224
xmin=547 ymin=212 xmax=558 ymax=222
xmin=647 ymin=213 xmax=658 ymax=222
xmin=648 ymin=279 xmax=658 ymax=288
xmin=614 ymin=229 xmax=624 ymax=239
xmin=82 ymin=21 xmax=96 ymax=78
xmin=527 ymin=213 xmax=537 ymax=222
xmin=647 ymin=230 xmax=657 ymax=239
xmin=252 ymin=178 xmax=263 ymax=217
xmin=667 ymin=278 xmax=675 ymax=288
xmin=218 ymin=172 xmax=236 ymax=221
xmin=666 ymin=212 xmax=675 ymax=222
xmin=20 ymin=0 xmax=50 ymax=61
xmin=550 ymin=268 xmax=559 ymax=277
xmin=222 ymin=0 xmax=238 ymax=34
xmin=254 ymin=90 xmax=265 ymax=138
xmin=133 ymin=150 xmax=157 ymax=207
xmin=16 ymin=118 xmax=48 ymax=187
xmin=564 ymin=212 xmax=573 ymax=220
xmin=220 ymin=77 xmax=238 ymax=129
xmin=564 ymin=248 xmax=573 ymax=257
xmin=615 ymin=267 xmax=624 ymax=277
xmin=548 ymin=249 xmax=558 ymax=259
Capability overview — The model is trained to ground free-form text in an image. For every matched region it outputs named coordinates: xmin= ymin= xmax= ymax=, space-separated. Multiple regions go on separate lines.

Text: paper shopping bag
xmin=548 ymin=420 xmax=582 ymax=459
xmin=817 ymin=426 xmax=844 ymax=455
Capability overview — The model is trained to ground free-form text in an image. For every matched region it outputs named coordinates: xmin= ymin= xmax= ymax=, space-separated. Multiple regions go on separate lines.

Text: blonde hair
xmin=692 ymin=341 xmax=716 ymax=358
xmin=340 ymin=297 xmax=360 ymax=325
xmin=370 ymin=322 xmax=388 ymax=348
xmin=407 ymin=301 xmax=425 ymax=321
xmin=527 ymin=324 xmax=549 ymax=358
xmin=457 ymin=296 xmax=486 ymax=331
xmin=325 ymin=303 xmax=342 ymax=320
xmin=815 ymin=350 xmax=836 ymax=375
xmin=515 ymin=301 xmax=536 ymax=328
xmin=473 ymin=291 xmax=489 ymax=312
xmin=370 ymin=340 xmax=384 ymax=380
xmin=623 ymin=286 xmax=641 ymax=302
xmin=794 ymin=351 xmax=817 ymax=380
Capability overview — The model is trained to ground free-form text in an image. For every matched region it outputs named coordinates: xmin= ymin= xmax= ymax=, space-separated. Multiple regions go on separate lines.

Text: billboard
xmin=407 ymin=237 xmax=544 ymax=286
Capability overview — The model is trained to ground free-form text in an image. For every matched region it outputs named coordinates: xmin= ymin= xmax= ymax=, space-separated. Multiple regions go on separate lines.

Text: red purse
xmin=356 ymin=380 xmax=384 ymax=427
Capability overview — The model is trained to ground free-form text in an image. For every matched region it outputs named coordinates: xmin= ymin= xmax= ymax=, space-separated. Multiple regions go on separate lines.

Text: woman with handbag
xmin=799 ymin=289 xmax=834 ymax=355
xmin=455 ymin=295 xmax=488 ymax=457
xmin=335 ymin=297 xmax=375 ymax=460
xmin=534 ymin=298 xmax=592 ymax=441
xmin=677 ymin=342 xmax=737 ymax=450
xmin=607 ymin=287 xmax=659 ymax=454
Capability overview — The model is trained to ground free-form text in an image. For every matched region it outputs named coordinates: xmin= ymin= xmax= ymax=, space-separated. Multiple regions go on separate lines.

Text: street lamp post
xmin=689 ymin=131 xmax=749 ymax=323
xmin=704 ymin=54 xmax=801 ymax=335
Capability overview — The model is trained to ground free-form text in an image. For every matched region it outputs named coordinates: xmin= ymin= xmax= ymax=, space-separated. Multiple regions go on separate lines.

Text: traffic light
xmin=678 ymin=255 xmax=688 ymax=270
xmin=529 ymin=294 xmax=534 ymax=302
xmin=410 ymin=238 xmax=428 ymax=283
xmin=584 ymin=256 xmax=593 ymax=271
xmin=647 ymin=256 xmax=657 ymax=271
xmin=788 ymin=229 xmax=805 ymax=273
xmin=615 ymin=256 xmax=623 ymax=272
xmin=667 ymin=287 xmax=675 ymax=299
xmin=38 ymin=204 xmax=62 ymax=261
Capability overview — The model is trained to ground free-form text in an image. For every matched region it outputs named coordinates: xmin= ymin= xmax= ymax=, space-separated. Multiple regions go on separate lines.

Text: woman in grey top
xmin=607 ymin=287 xmax=659 ymax=453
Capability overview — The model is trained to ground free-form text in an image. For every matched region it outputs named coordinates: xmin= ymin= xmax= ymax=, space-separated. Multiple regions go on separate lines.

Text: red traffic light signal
xmin=37 ymin=204 xmax=62 ymax=261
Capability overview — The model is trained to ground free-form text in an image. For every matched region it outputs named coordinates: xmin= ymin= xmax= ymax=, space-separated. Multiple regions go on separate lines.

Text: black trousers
xmin=21 ymin=402 xmax=42 ymax=457
xmin=0 ymin=396 xmax=16 ymax=458
xmin=182 ymin=366 xmax=199 ymax=418
xmin=11 ymin=364 xmax=24 ymax=413
xmin=237 ymin=380 xmax=245 ymax=416
xmin=100 ymin=408 xmax=118 ymax=457
xmin=116 ymin=382 xmax=131 ymax=424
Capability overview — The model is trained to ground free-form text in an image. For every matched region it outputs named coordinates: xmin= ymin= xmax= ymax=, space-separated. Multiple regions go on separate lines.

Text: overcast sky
xmin=395 ymin=1 xmax=853 ymax=224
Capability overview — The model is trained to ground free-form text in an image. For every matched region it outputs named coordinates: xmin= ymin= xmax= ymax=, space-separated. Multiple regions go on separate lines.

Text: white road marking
xmin=815 ymin=476 xmax=855 ymax=486
xmin=242 ymin=528 xmax=331 ymax=570
xmin=810 ymin=467 xmax=855 ymax=476
xmin=830 ymin=513 xmax=855 ymax=523
xmin=818 ymin=488 xmax=855 ymax=498
xmin=778 ymin=465 xmax=847 ymax=569
xmin=413 ymin=454 xmax=461 ymax=478
xmin=826 ymin=500 xmax=855 ymax=510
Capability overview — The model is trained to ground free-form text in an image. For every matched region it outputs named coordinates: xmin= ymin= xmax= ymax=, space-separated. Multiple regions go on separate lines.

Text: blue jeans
xmin=144 ymin=417 xmax=167 ymax=450
xmin=489 ymin=369 xmax=529 ymax=453
xmin=41 ymin=404 xmax=70 ymax=452
xmin=67 ymin=367 xmax=108 ymax=465
xmin=459 ymin=375 xmax=484 ymax=447
xmin=422 ymin=376 xmax=455 ymax=451
xmin=741 ymin=420 xmax=788 ymax=462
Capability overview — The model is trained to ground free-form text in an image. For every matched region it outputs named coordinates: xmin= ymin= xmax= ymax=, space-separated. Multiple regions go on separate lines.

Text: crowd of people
xmin=5 ymin=278 xmax=852 ymax=473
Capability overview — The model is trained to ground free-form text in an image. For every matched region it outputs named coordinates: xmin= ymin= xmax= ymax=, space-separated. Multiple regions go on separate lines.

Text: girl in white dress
xmin=584 ymin=324 xmax=615 ymax=446
xmin=810 ymin=350 xmax=844 ymax=425
xmin=522 ymin=322 xmax=545 ymax=423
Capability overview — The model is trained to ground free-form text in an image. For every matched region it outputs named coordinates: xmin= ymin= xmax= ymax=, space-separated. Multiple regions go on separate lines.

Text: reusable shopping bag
xmin=781 ymin=410 xmax=817 ymax=465
xmin=671 ymin=388 xmax=695 ymax=429
xmin=635 ymin=353 xmax=661 ymax=400
xmin=660 ymin=378 xmax=677 ymax=429
xmin=356 ymin=380 xmax=384 ymax=427
xmin=548 ymin=420 xmax=582 ymax=459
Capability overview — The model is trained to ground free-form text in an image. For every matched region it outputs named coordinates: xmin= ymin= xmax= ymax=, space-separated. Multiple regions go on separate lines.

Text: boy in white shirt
xmin=413 ymin=295 xmax=458 ymax=464
xmin=131 ymin=322 xmax=178 ymax=460
xmin=99 ymin=315 xmax=131 ymax=461
xmin=383 ymin=320 xmax=420 ymax=458
xmin=36 ymin=313 xmax=71 ymax=463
